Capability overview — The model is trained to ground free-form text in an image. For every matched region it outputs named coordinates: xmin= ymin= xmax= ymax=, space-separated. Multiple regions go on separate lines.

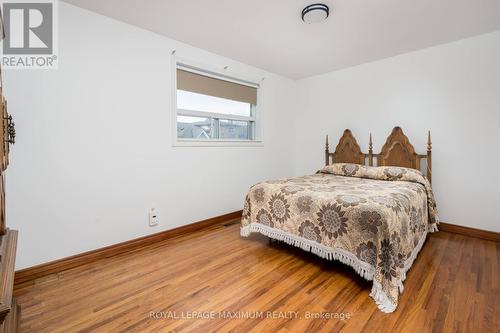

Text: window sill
xmin=173 ymin=139 xmax=264 ymax=147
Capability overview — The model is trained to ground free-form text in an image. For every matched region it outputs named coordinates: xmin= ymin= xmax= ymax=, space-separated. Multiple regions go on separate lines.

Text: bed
xmin=240 ymin=127 xmax=439 ymax=313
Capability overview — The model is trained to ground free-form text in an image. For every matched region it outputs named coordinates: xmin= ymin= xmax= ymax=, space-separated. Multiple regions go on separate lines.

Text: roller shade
xmin=177 ymin=69 xmax=257 ymax=105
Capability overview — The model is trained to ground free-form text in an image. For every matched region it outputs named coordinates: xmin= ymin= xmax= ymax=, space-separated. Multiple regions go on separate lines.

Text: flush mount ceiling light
xmin=301 ymin=3 xmax=330 ymax=24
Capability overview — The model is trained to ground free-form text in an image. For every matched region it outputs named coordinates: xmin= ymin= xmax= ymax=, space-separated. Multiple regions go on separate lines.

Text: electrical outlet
xmin=149 ymin=207 xmax=159 ymax=227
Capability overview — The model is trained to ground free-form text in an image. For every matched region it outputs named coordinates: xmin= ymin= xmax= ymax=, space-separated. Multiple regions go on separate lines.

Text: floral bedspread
xmin=240 ymin=163 xmax=439 ymax=313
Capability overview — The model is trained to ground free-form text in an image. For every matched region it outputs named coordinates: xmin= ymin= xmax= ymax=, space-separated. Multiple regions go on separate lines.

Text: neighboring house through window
xmin=174 ymin=61 xmax=261 ymax=145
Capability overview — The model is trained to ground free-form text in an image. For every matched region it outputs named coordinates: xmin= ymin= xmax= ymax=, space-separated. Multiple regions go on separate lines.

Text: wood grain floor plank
xmin=14 ymin=221 xmax=499 ymax=332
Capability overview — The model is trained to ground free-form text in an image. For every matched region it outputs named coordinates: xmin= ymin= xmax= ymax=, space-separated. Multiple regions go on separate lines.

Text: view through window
xmin=176 ymin=67 xmax=258 ymax=141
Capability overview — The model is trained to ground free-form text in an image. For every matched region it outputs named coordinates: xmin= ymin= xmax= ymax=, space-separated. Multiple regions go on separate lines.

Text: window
xmin=174 ymin=64 xmax=260 ymax=144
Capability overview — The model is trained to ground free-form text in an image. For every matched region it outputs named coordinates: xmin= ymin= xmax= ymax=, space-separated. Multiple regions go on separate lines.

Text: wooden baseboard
xmin=15 ymin=213 xmax=496 ymax=286
xmin=439 ymin=222 xmax=499 ymax=242
xmin=14 ymin=210 xmax=242 ymax=286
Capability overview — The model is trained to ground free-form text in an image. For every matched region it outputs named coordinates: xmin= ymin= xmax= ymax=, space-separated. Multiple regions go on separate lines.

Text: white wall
xmin=3 ymin=3 xmax=297 ymax=269
xmin=295 ymin=31 xmax=500 ymax=232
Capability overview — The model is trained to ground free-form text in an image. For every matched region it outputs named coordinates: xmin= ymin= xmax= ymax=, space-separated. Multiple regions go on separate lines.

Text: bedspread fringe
xmin=429 ymin=222 xmax=439 ymax=232
xmin=397 ymin=225 xmax=429 ymax=293
xmin=370 ymin=281 xmax=397 ymax=313
xmin=241 ymin=223 xmax=429 ymax=314
xmin=241 ymin=223 xmax=374 ymax=280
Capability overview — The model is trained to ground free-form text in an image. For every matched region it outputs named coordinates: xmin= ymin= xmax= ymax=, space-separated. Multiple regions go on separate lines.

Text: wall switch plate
xmin=149 ymin=207 xmax=159 ymax=226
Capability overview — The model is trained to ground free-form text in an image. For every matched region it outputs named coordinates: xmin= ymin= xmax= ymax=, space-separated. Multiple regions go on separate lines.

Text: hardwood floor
xmin=14 ymin=220 xmax=499 ymax=332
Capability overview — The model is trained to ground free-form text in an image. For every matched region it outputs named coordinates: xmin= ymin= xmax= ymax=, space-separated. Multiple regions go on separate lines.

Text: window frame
xmin=172 ymin=56 xmax=263 ymax=147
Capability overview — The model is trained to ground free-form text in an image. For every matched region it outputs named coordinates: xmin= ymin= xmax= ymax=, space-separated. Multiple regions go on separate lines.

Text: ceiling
xmin=63 ymin=0 xmax=500 ymax=79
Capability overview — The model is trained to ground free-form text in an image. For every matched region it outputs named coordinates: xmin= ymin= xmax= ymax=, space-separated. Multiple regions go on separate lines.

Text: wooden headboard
xmin=325 ymin=126 xmax=432 ymax=182
xmin=325 ymin=129 xmax=365 ymax=165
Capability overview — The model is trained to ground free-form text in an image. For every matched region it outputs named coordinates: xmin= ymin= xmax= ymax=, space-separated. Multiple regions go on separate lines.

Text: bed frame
xmin=325 ymin=127 xmax=432 ymax=183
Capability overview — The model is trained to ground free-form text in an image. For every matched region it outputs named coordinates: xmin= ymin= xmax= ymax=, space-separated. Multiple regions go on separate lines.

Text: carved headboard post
xmin=368 ymin=133 xmax=374 ymax=166
xmin=325 ymin=135 xmax=330 ymax=166
xmin=427 ymin=131 xmax=432 ymax=183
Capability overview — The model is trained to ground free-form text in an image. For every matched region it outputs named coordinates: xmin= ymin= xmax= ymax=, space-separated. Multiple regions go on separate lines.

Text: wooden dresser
xmin=0 ymin=11 xmax=19 ymax=332
xmin=0 ymin=106 xmax=18 ymax=332
xmin=0 ymin=230 xmax=18 ymax=333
